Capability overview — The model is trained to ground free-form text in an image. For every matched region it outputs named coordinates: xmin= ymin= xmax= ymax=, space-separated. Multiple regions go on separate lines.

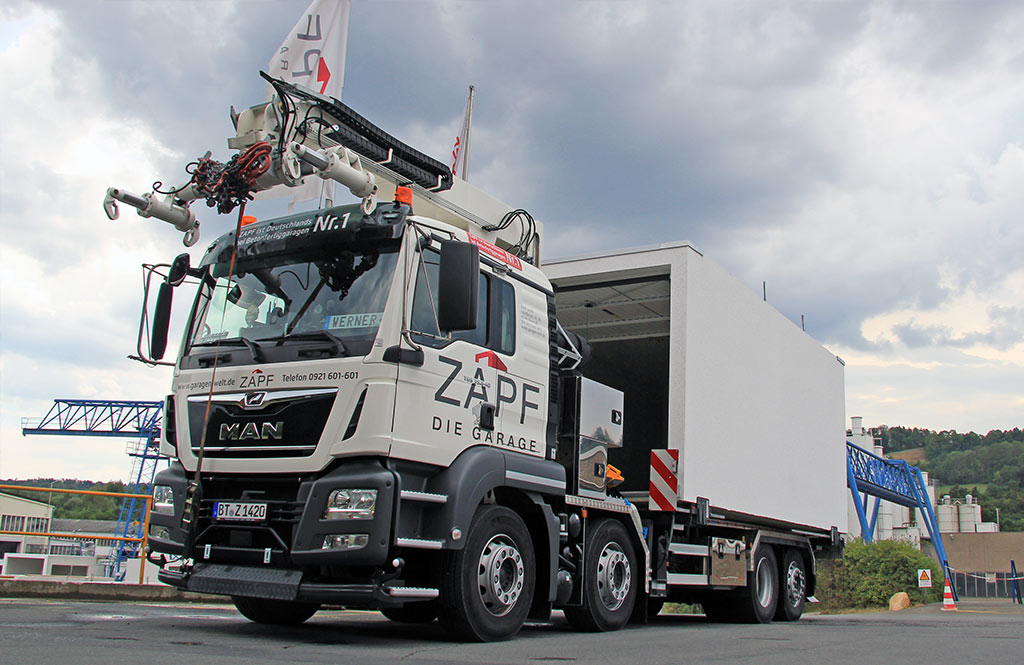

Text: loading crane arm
xmin=102 ymin=72 xmax=454 ymax=247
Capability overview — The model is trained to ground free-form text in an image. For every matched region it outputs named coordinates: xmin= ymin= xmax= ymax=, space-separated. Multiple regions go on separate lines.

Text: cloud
xmin=3 ymin=0 xmax=1023 ymax=480
xmin=0 ymin=5 xmax=183 ymax=479
xmin=840 ymin=348 xmax=1024 ymax=432
xmin=892 ymin=306 xmax=1024 ymax=352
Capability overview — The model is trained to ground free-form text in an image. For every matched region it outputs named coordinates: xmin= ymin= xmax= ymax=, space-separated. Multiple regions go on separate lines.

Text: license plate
xmin=213 ymin=501 xmax=267 ymax=522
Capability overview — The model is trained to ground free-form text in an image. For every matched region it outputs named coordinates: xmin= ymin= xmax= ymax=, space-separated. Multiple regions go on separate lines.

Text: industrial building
xmin=0 ymin=491 xmax=53 ymax=571
xmin=0 ymin=491 xmax=155 ymax=581
xmin=845 ymin=418 xmax=1000 ymax=547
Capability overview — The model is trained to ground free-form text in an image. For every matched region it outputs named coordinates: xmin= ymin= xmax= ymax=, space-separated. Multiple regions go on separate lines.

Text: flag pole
xmin=462 ymin=85 xmax=474 ymax=181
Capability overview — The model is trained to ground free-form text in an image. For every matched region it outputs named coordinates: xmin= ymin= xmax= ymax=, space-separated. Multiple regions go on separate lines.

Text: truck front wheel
xmin=564 ymin=518 xmax=638 ymax=632
xmin=439 ymin=505 xmax=535 ymax=641
xmin=231 ymin=596 xmax=320 ymax=625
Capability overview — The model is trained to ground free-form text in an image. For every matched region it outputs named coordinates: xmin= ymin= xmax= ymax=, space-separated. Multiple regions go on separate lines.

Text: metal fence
xmin=950 ymin=570 xmax=1022 ymax=599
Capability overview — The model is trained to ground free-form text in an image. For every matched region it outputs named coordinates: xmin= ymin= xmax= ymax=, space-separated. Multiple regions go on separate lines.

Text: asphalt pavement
xmin=0 ymin=597 xmax=1020 ymax=665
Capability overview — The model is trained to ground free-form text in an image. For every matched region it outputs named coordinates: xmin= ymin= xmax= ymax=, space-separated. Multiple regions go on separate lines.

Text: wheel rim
xmin=596 ymin=542 xmax=631 ymax=611
xmin=477 ymin=533 xmax=525 ymax=617
xmin=755 ymin=556 xmax=774 ymax=608
xmin=785 ymin=560 xmax=805 ymax=607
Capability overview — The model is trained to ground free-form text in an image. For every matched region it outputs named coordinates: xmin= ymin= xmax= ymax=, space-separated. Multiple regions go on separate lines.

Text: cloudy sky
xmin=1 ymin=0 xmax=1021 ymax=481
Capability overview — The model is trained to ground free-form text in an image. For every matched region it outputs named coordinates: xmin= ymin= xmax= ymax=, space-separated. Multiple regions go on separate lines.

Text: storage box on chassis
xmin=544 ymin=242 xmax=847 ymax=533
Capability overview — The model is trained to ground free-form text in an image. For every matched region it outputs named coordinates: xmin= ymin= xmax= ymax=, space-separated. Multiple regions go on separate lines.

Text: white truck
xmin=114 ymin=75 xmax=846 ymax=641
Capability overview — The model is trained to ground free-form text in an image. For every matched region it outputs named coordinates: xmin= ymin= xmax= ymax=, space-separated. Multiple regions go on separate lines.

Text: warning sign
xmin=918 ymin=569 xmax=933 ymax=588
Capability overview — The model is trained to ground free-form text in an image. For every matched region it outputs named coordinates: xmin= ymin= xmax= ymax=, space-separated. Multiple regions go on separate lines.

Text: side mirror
xmin=151 ymin=282 xmax=173 ymax=360
xmin=167 ymin=253 xmax=190 ymax=287
xmin=437 ymin=240 xmax=479 ymax=332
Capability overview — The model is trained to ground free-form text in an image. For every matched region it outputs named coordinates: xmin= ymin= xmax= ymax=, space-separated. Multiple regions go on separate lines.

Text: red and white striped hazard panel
xmin=649 ymin=449 xmax=679 ymax=511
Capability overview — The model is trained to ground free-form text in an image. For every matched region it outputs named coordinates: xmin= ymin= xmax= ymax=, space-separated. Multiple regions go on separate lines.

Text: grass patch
xmin=889 ymin=447 xmax=927 ymax=464
xmin=936 ymin=483 xmax=991 ymax=495
xmin=662 ymin=602 xmax=701 ymax=614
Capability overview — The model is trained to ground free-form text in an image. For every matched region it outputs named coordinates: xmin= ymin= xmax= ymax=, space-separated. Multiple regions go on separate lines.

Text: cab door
xmin=390 ymin=246 xmax=496 ymax=467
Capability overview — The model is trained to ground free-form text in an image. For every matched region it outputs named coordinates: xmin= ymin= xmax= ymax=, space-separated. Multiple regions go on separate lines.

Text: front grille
xmin=187 ymin=388 xmax=337 ymax=458
xmin=194 ymin=476 xmax=306 ymax=555
xmin=198 ymin=499 xmax=304 ymax=523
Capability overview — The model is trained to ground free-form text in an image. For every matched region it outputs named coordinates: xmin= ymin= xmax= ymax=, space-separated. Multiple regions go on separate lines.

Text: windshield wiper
xmin=258 ymin=330 xmax=347 ymax=356
xmin=191 ymin=336 xmax=265 ymax=362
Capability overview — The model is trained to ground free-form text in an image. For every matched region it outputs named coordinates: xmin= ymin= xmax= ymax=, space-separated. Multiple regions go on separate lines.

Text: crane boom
xmin=102 ymin=73 xmax=540 ymax=262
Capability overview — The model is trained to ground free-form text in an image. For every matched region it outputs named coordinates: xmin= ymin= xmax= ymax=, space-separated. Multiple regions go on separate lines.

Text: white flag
xmin=263 ymin=0 xmax=351 ymax=207
xmin=267 ymin=0 xmax=350 ymax=100
xmin=451 ymin=85 xmax=475 ymax=181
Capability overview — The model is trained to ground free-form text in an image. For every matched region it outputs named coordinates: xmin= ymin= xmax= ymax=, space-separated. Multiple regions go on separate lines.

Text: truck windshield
xmin=187 ymin=247 xmax=399 ymax=360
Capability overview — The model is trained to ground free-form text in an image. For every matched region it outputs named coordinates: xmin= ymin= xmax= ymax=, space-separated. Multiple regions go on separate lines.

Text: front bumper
xmin=147 ymin=459 xmax=397 ymax=568
xmin=157 ymin=563 xmax=433 ymax=607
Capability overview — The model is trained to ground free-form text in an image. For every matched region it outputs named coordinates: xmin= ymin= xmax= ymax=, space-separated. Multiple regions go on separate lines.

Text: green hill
xmin=0 ymin=479 xmax=136 ymax=521
xmin=874 ymin=426 xmax=1024 ymax=531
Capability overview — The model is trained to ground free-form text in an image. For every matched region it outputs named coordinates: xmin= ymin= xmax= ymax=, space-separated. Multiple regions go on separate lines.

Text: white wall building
xmin=1 ymin=491 xmax=55 ymax=575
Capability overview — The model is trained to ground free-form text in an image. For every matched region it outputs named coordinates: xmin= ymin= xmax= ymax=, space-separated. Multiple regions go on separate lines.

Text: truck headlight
xmin=149 ymin=525 xmax=171 ymax=540
xmin=323 ymin=489 xmax=377 ymax=520
xmin=152 ymin=485 xmax=175 ymax=515
xmin=322 ymin=534 xmax=369 ymax=551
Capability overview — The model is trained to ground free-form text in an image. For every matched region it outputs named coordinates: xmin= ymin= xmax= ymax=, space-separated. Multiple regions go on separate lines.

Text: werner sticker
xmin=325 ymin=312 xmax=383 ymax=330
xmin=468 ymin=234 xmax=522 ymax=270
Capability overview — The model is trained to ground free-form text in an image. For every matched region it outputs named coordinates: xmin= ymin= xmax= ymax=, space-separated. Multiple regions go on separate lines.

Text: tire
xmin=564 ymin=518 xmax=638 ymax=632
xmin=381 ymin=601 xmax=438 ymax=624
xmin=734 ymin=545 xmax=778 ymax=623
xmin=231 ymin=596 xmax=320 ymax=625
xmin=774 ymin=549 xmax=807 ymax=622
xmin=438 ymin=505 xmax=535 ymax=642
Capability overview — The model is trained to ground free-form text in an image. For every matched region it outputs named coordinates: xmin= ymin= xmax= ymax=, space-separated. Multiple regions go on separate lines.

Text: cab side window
xmin=411 ymin=250 xmax=515 ymax=354
xmin=493 ymin=278 xmax=516 ymax=355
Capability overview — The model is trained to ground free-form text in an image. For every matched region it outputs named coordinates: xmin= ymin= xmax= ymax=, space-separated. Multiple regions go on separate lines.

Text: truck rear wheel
xmin=774 ymin=549 xmax=806 ymax=621
xmin=564 ymin=518 xmax=637 ymax=632
xmin=381 ymin=601 xmax=438 ymax=624
xmin=231 ymin=596 xmax=320 ymax=625
xmin=734 ymin=545 xmax=778 ymax=623
xmin=438 ymin=505 xmax=535 ymax=642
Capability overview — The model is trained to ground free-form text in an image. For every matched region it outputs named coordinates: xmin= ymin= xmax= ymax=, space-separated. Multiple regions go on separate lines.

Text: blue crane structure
xmin=21 ymin=399 xmax=166 ymax=579
xmin=846 ymin=440 xmax=956 ymax=599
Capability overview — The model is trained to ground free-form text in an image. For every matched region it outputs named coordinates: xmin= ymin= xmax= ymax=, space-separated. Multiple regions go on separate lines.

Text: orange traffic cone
xmin=941 ymin=577 xmax=957 ymax=611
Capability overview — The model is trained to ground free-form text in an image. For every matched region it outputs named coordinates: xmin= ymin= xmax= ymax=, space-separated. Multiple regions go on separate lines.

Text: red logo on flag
xmin=316 ymin=57 xmax=331 ymax=94
xmin=451 ymin=136 xmax=461 ymax=175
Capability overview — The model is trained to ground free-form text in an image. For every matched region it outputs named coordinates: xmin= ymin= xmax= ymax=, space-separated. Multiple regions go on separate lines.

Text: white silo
xmin=958 ymin=495 xmax=982 ymax=532
xmin=936 ymin=495 xmax=956 ymax=533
